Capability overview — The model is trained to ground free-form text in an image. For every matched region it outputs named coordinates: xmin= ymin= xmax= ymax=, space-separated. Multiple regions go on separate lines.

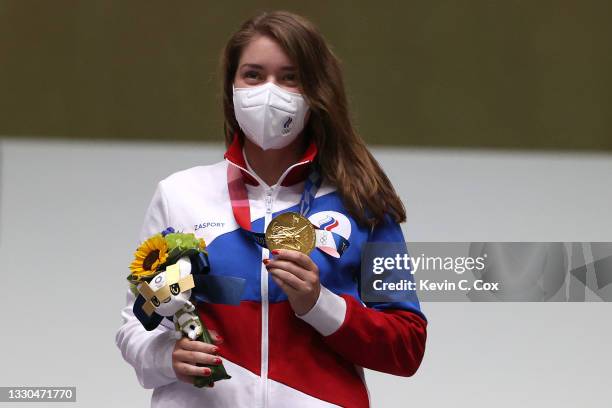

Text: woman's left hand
xmin=264 ymin=249 xmax=320 ymax=316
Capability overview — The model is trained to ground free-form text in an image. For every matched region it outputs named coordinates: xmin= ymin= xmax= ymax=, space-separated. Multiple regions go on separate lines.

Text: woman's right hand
xmin=172 ymin=330 xmax=223 ymax=386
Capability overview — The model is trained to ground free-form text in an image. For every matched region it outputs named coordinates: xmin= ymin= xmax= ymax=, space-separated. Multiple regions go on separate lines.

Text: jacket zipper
xmin=225 ymin=157 xmax=311 ymax=408
xmin=260 ymin=186 xmax=274 ymax=408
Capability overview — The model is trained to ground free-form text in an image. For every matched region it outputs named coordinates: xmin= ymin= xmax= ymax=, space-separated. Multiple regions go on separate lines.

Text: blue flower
xmin=161 ymin=227 xmax=175 ymax=237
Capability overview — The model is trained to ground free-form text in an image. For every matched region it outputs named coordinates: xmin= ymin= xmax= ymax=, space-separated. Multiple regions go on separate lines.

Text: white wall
xmin=1 ymin=138 xmax=610 ymax=407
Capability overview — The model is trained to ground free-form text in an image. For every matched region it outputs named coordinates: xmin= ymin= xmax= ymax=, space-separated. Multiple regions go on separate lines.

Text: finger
xmin=271 ymin=249 xmax=315 ymax=270
xmin=179 ymin=338 xmax=219 ymax=354
xmin=271 ymin=274 xmax=298 ymax=296
xmin=268 ymin=268 xmax=306 ymax=292
xmin=265 ymin=259 xmax=312 ymax=281
xmin=175 ymin=362 xmax=212 ymax=378
xmin=174 ymin=349 xmax=223 ymax=366
xmin=208 ymin=329 xmax=224 ymax=345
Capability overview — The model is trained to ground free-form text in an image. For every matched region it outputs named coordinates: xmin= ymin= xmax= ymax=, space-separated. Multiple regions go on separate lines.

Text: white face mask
xmin=232 ymin=81 xmax=309 ymax=150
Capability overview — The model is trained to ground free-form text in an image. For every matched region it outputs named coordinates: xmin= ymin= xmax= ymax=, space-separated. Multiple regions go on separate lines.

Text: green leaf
xmin=164 ymin=232 xmax=200 ymax=252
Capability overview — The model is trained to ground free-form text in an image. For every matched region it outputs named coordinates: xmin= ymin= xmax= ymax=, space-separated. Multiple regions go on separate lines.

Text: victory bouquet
xmin=127 ymin=227 xmax=237 ymax=387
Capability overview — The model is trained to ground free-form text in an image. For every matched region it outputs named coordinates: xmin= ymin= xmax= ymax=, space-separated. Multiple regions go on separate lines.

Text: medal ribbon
xmin=226 ymin=162 xmax=349 ymax=258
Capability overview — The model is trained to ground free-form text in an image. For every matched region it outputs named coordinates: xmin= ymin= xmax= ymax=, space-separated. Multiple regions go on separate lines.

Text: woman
xmin=116 ymin=10 xmax=427 ymax=408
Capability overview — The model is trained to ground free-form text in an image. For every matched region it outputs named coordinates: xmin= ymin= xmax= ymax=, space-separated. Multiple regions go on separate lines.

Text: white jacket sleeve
xmin=115 ymin=181 xmax=180 ymax=389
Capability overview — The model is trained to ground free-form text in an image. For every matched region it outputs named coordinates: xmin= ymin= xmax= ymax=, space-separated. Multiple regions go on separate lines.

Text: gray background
xmin=1 ymin=138 xmax=610 ymax=407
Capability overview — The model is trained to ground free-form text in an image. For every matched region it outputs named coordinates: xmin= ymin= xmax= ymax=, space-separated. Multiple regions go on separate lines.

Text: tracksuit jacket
xmin=115 ymin=136 xmax=428 ymax=407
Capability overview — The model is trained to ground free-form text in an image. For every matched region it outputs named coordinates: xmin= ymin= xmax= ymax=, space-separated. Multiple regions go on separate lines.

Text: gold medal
xmin=265 ymin=212 xmax=316 ymax=254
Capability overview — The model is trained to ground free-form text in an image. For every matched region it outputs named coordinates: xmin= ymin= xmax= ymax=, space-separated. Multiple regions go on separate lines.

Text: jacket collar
xmin=224 ymin=132 xmax=318 ymax=187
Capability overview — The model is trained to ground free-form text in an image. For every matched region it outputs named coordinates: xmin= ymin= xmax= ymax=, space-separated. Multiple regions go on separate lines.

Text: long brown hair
xmin=220 ymin=10 xmax=406 ymax=229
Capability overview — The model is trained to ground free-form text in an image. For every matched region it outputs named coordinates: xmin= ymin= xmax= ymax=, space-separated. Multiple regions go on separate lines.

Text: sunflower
xmin=198 ymin=237 xmax=207 ymax=252
xmin=128 ymin=233 xmax=169 ymax=282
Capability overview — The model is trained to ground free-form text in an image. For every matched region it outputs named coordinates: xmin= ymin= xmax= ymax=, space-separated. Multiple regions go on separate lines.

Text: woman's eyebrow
xmin=239 ymin=63 xmax=296 ymax=71
xmin=239 ymin=63 xmax=263 ymax=70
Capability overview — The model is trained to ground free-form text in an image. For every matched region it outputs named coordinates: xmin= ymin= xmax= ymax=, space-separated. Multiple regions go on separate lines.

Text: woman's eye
xmin=244 ymin=71 xmax=260 ymax=80
xmin=283 ymin=73 xmax=298 ymax=82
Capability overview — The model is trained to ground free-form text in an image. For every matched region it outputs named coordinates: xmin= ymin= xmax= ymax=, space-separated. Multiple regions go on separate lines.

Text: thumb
xmin=208 ymin=329 xmax=224 ymax=345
